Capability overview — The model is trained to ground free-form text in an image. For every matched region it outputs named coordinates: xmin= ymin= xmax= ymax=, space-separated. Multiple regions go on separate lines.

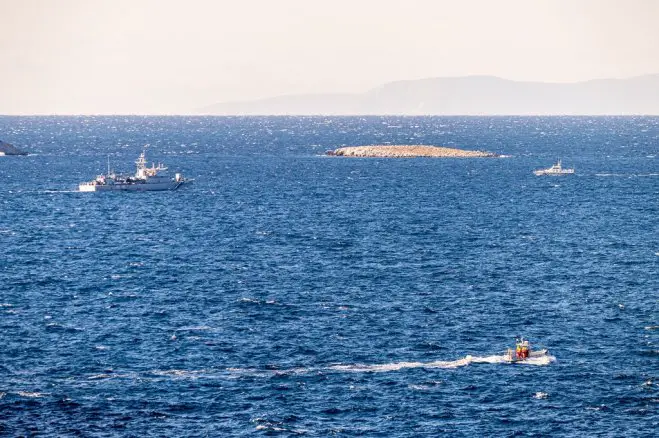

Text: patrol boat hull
xmin=504 ymin=348 xmax=548 ymax=363
xmin=79 ymin=179 xmax=189 ymax=192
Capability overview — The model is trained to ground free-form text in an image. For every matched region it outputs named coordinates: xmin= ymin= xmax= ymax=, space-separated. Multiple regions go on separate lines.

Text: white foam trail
xmin=470 ymin=355 xmax=505 ymax=364
xmin=39 ymin=189 xmax=81 ymax=194
xmin=329 ymin=357 xmax=473 ymax=373
xmin=224 ymin=353 xmax=556 ymax=377
xmin=102 ymin=352 xmax=557 ymax=383
xmin=328 ymin=353 xmax=555 ymax=373
xmin=596 ymin=173 xmax=659 ymax=178
xmin=521 ymin=355 xmax=556 ymax=366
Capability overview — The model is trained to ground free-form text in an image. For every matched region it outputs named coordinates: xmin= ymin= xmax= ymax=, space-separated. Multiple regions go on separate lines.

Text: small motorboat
xmin=505 ymin=337 xmax=548 ymax=363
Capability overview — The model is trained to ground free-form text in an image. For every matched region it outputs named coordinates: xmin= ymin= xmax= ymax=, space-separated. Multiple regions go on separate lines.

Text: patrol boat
xmin=505 ymin=338 xmax=548 ymax=363
xmin=79 ymin=149 xmax=191 ymax=192
xmin=533 ymin=160 xmax=575 ymax=176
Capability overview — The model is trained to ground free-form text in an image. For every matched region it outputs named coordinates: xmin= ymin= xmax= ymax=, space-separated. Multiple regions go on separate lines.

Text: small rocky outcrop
xmin=326 ymin=145 xmax=498 ymax=158
xmin=0 ymin=140 xmax=27 ymax=156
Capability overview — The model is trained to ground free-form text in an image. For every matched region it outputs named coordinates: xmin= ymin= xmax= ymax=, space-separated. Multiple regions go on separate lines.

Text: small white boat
xmin=79 ymin=148 xmax=192 ymax=192
xmin=504 ymin=338 xmax=549 ymax=363
xmin=534 ymin=160 xmax=574 ymax=176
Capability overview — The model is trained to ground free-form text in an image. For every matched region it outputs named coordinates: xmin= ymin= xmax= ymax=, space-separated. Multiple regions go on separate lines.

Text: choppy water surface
xmin=0 ymin=116 xmax=657 ymax=436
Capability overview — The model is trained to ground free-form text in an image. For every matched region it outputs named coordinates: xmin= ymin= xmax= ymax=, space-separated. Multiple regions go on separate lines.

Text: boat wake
xmin=220 ymin=352 xmax=556 ymax=378
xmin=85 ymin=353 xmax=556 ymax=383
xmin=329 ymin=357 xmax=473 ymax=373
xmin=329 ymin=353 xmax=555 ymax=373
xmin=595 ymin=173 xmax=659 ymax=178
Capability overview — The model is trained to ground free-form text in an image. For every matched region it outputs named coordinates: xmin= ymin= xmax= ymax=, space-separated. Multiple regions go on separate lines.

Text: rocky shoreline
xmin=326 ymin=145 xmax=497 ymax=158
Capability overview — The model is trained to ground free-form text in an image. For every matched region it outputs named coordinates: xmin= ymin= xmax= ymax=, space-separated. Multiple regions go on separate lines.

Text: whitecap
xmin=176 ymin=325 xmax=213 ymax=332
xmin=408 ymin=381 xmax=442 ymax=391
xmin=89 ymin=374 xmax=115 ymax=380
xmin=17 ymin=391 xmax=45 ymax=398
xmin=533 ymin=392 xmax=549 ymax=399
xmin=149 ymin=369 xmax=210 ymax=379
xmin=255 ymin=425 xmax=287 ymax=432
xmin=151 ymin=369 xmax=191 ymax=376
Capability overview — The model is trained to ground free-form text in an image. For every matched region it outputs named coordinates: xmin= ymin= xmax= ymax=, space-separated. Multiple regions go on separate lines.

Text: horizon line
xmin=2 ymin=113 xmax=659 ymax=117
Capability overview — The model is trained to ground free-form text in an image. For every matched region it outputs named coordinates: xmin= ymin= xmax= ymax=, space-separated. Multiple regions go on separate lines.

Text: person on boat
xmin=514 ymin=338 xmax=529 ymax=360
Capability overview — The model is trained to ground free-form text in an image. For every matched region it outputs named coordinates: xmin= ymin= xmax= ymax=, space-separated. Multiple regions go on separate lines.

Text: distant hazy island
xmin=200 ymin=74 xmax=659 ymax=115
xmin=0 ymin=140 xmax=27 ymax=156
xmin=326 ymin=145 xmax=498 ymax=158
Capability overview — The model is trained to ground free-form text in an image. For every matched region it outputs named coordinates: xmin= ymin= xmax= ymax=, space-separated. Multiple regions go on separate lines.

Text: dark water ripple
xmin=0 ymin=116 xmax=657 ymax=436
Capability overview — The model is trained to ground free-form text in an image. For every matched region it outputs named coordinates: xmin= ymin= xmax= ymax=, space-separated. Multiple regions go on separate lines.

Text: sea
xmin=0 ymin=116 xmax=657 ymax=436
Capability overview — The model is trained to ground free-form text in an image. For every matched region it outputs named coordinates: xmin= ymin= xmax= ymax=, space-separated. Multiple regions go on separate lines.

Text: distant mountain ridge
xmin=201 ymin=74 xmax=659 ymax=115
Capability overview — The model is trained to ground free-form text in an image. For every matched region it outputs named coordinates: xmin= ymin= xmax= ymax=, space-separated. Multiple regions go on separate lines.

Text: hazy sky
xmin=1 ymin=0 xmax=657 ymax=114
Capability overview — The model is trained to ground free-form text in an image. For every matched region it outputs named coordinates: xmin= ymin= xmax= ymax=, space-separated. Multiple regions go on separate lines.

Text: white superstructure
xmin=79 ymin=149 xmax=192 ymax=192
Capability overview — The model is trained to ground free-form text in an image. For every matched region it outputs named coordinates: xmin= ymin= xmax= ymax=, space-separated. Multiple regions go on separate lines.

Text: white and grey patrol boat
xmin=533 ymin=160 xmax=575 ymax=176
xmin=79 ymin=149 xmax=192 ymax=192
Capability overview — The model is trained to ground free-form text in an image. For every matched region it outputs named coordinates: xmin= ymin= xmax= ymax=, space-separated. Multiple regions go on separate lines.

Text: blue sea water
xmin=0 ymin=116 xmax=657 ymax=436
